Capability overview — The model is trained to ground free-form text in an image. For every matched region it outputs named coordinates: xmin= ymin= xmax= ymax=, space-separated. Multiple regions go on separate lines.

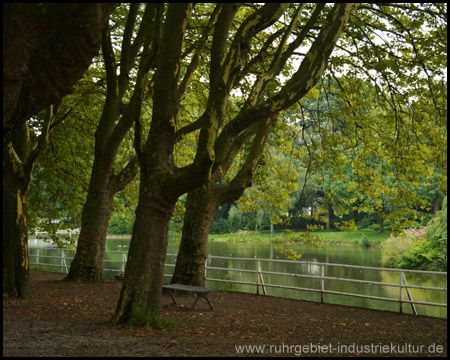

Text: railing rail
xmin=28 ymin=247 xmax=447 ymax=316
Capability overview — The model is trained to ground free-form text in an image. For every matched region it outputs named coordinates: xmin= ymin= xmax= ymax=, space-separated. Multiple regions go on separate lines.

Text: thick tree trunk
xmin=64 ymin=153 xmax=138 ymax=282
xmin=171 ymin=188 xmax=217 ymax=287
xmin=3 ymin=145 xmax=32 ymax=298
xmin=111 ymin=4 xmax=194 ymax=325
xmin=64 ymin=167 xmax=114 ymax=282
xmin=3 ymin=106 xmax=66 ymax=297
xmin=111 ymin=178 xmax=177 ymax=325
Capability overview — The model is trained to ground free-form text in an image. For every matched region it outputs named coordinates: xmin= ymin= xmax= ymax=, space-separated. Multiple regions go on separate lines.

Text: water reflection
xmin=31 ymin=235 xmax=447 ymax=318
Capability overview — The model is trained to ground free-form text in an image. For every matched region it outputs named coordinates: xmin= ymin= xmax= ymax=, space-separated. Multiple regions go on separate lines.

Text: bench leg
xmin=163 ymin=289 xmax=178 ymax=306
xmin=191 ymin=293 xmax=214 ymax=311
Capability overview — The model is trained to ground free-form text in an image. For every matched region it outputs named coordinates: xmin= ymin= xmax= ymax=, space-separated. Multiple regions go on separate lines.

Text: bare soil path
xmin=3 ymin=271 xmax=447 ymax=357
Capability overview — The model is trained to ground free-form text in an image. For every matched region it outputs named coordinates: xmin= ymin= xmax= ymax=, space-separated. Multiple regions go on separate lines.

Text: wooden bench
xmin=162 ymin=284 xmax=216 ymax=310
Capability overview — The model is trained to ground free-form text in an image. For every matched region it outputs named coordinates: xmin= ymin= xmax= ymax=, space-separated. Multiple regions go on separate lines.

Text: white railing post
xmin=36 ymin=248 xmax=39 ymax=271
xmin=402 ymin=272 xmax=418 ymax=315
xmin=257 ymin=261 xmax=266 ymax=295
xmin=121 ymin=253 xmax=127 ymax=273
xmin=256 ymin=260 xmax=260 ymax=295
xmin=320 ymin=264 xmax=325 ymax=304
xmin=399 ymin=271 xmax=403 ymax=314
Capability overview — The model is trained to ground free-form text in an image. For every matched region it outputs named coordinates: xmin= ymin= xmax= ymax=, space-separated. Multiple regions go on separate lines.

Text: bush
xmin=424 ymin=196 xmax=447 ymax=270
xmin=108 ymin=214 xmax=134 ymax=235
xmin=380 ymin=197 xmax=447 ymax=271
xmin=359 ymin=235 xmax=371 ymax=248
xmin=209 ymin=218 xmax=232 ymax=234
xmin=380 ymin=227 xmax=426 ymax=269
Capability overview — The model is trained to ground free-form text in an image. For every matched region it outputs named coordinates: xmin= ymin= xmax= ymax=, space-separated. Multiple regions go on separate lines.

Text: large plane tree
xmin=111 ymin=3 xmax=354 ymax=325
xmin=3 ymin=3 xmax=111 ymax=298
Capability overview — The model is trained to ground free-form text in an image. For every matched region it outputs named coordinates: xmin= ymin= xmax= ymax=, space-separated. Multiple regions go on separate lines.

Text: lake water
xmin=29 ymin=235 xmax=446 ymax=318
xmin=102 ymin=236 xmax=447 ymax=318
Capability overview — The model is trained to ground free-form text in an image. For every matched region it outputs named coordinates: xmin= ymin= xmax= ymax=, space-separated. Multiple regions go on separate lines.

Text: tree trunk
xmin=171 ymin=188 xmax=217 ymax=287
xmin=433 ymin=195 xmax=441 ymax=215
xmin=111 ymin=4 xmax=195 ymax=324
xmin=64 ymin=163 xmax=114 ymax=282
xmin=379 ymin=212 xmax=385 ymax=233
xmin=111 ymin=177 xmax=177 ymax=325
xmin=3 ymin=106 xmax=69 ymax=297
xmin=64 ymin=4 xmax=154 ymax=282
xmin=378 ymin=206 xmax=385 ymax=233
xmin=64 ymin=152 xmax=138 ymax=282
xmin=3 ymin=158 xmax=32 ymax=298
xmin=3 ymin=121 xmax=36 ymax=298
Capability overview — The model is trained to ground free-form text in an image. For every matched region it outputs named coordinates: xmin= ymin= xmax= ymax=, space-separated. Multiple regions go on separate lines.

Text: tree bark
xmin=64 ymin=152 xmax=138 ymax=282
xmin=379 ymin=207 xmax=385 ymax=233
xmin=64 ymin=147 xmax=139 ymax=282
xmin=111 ymin=177 xmax=178 ymax=324
xmin=3 ymin=150 xmax=32 ymax=298
xmin=3 ymin=110 xmax=59 ymax=297
xmin=171 ymin=189 xmax=218 ymax=286
xmin=63 ymin=160 xmax=115 ymax=282
xmin=326 ymin=202 xmax=332 ymax=230
xmin=111 ymin=3 xmax=195 ymax=324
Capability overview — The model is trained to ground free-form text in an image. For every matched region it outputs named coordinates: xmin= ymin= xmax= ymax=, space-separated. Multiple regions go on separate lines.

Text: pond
xmin=103 ymin=236 xmax=447 ymax=319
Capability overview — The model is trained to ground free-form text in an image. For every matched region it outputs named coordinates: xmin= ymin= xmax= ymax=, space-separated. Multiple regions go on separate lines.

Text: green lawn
xmin=209 ymin=228 xmax=391 ymax=246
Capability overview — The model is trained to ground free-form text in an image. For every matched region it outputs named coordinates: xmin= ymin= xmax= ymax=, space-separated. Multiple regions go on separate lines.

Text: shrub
xmin=359 ymin=235 xmax=371 ymax=248
xmin=108 ymin=214 xmax=134 ymax=234
xmin=380 ymin=227 xmax=426 ymax=269
xmin=380 ymin=197 xmax=447 ymax=271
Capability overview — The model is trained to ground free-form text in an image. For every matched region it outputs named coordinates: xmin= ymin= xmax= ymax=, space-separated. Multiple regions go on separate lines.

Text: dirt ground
xmin=3 ymin=271 xmax=447 ymax=357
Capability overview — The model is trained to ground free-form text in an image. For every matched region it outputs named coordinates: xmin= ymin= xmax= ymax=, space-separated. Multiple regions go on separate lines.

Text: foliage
xmin=359 ymin=235 xmax=371 ymax=248
xmin=216 ymin=273 xmax=241 ymax=292
xmin=274 ymin=228 xmax=328 ymax=261
xmin=381 ymin=198 xmax=447 ymax=270
xmin=28 ymin=3 xmax=446 ymax=245
xmin=423 ymin=196 xmax=447 ymax=270
xmin=107 ymin=213 xmax=134 ymax=235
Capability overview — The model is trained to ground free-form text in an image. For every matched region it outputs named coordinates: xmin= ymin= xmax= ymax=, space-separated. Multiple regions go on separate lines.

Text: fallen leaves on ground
xmin=3 ymin=271 xmax=447 ymax=357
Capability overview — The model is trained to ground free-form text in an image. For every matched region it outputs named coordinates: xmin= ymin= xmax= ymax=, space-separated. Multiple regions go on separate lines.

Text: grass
xmin=209 ymin=228 xmax=391 ymax=246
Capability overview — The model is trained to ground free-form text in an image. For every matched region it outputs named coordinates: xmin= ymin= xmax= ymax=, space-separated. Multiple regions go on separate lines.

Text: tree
xmin=3 ymin=105 xmax=71 ymax=297
xmin=64 ymin=4 xmax=162 ymax=283
xmin=3 ymin=3 xmax=111 ymax=298
xmin=3 ymin=3 xmax=111 ymax=149
xmin=171 ymin=115 xmax=275 ymax=286
xmin=172 ymin=2 xmax=447 ymax=281
xmin=111 ymin=3 xmax=353 ymax=325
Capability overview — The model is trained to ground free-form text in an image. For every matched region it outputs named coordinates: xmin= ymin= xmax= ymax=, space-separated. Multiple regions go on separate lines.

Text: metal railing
xmin=28 ymin=247 xmax=447 ymax=316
